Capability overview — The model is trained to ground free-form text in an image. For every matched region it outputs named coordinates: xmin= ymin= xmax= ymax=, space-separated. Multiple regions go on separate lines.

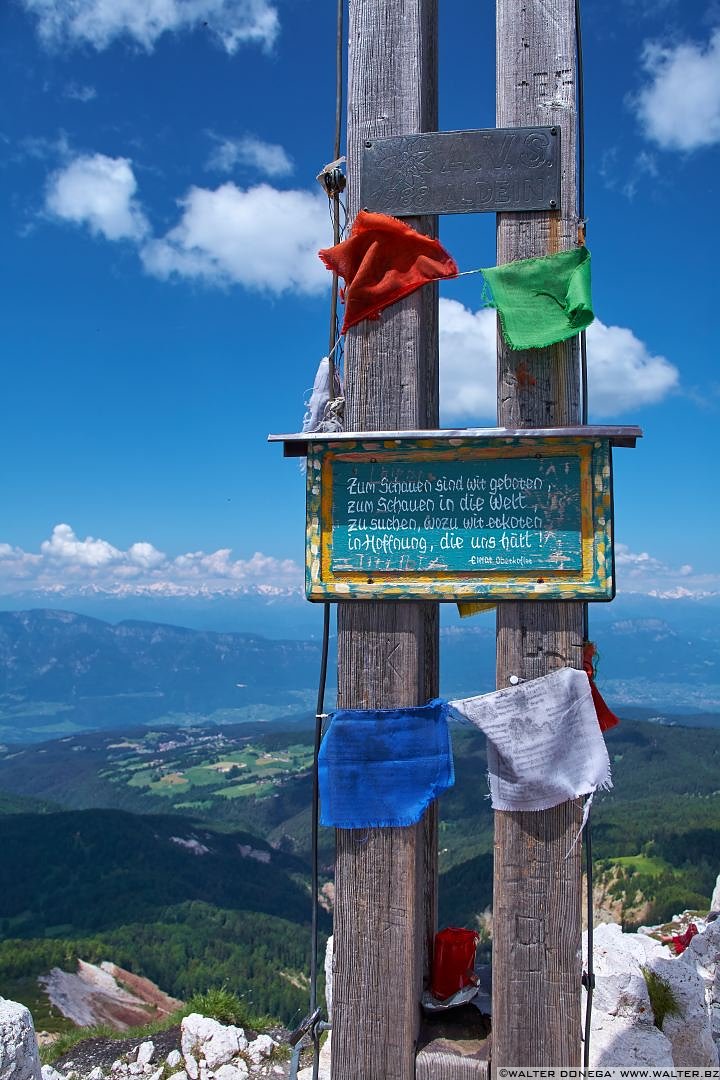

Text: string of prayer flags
xmin=481 ymin=245 xmax=594 ymax=350
xmin=450 ymin=667 xmax=611 ymax=812
xmin=318 ymin=210 xmax=593 ymax=348
xmin=583 ymin=641 xmax=621 ymax=733
xmin=318 ymin=698 xmax=454 ymax=829
xmin=318 ymin=210 xmax=459 ymax=333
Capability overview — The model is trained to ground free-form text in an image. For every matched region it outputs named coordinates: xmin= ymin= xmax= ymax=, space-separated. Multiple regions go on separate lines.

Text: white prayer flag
xmin=450 ymin=667 xmax=612 ymax=812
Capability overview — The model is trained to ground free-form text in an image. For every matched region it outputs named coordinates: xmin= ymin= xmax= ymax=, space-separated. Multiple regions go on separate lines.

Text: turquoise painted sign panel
xmin=330 ymin=456 xmax=582 ymax=574
xmin=305 ymin=435 xmax=615 ymax=602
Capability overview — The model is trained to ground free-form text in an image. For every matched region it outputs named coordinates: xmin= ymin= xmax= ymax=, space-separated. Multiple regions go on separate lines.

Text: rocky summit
xmin=0 ymin=1008 xmax=299 ymax=1080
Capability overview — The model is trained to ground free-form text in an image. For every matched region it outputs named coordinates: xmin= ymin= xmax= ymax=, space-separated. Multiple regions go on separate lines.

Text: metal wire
xmin=326 ymin=0 xmax=345 ymax=395
xmin=310 ymin=602 xmax=331 ymax=1080
xmin=306 ymin=7 xmax=345 ymax=1079
xmin=575 ymin=0 xmax=595 ymax=1064
xmin=584 ymin=806 xmax=595 ymax=1068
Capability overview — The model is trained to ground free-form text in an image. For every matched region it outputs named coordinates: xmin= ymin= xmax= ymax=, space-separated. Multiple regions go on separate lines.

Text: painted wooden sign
xmin=304 ymin=434 xmax=616 ymax=602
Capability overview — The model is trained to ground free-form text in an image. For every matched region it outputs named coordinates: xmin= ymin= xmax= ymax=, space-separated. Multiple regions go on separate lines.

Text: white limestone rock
xmin=711 ymin=874 xmax=720 ymax=913
xmin=0 ymin=1001 xmax=42 ymax=1080
xmin=213 ymin=1065 xmax=248 ymax=1080
xmin=135 ymin=1044 xmax=154 ymax=1069
xmin=681 ymin=918 xmax=720 ymax=992
xmin=166 ymin=1072 xmax=188 ymax=1080
xmin=324 ymin=936 xmax=333 ymax=1022
xmin=245 ymin=1035 xmax=275 ymax=1066
xmin=87 ymin=1068 xmax=105 ymax=1080
xmin=165 ymin=1052 xmax=182 ymax=1070
xmin=181 ymin=1015 xmax=247 ymax=1072
xmin=681 ymin=919 xmax=720 ymax=1056
xmin=586 ymin=971 xmax=675 ymax=1068
xmin=649 ymin=955 xmax=718 ymax=1066
xmin=583 ymin=923 xmax=674 ymax=1066
xmin=41 ymin=1067 xmax=65 ymax=1080
xmin=297 ymin=1032 xmax=331 ymax=1080
xmin=590 ymin=921 xmax=666 ymax=973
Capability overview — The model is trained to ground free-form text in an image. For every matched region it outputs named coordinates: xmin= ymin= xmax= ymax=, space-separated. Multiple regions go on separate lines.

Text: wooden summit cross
xmin=333 ymin=2 xmax=584 ymax=1075
xmin=270 ymin=1 xmax=639 ymax=1076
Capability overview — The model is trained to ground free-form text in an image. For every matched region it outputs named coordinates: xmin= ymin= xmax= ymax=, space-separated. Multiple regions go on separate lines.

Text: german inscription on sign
xmin=305 ymin=436 xmax=614 ymax=602
xmin=331 ymin=457 xmax=582 ymax=573
xmin=361 ymin=127 xmax=560 ymax=216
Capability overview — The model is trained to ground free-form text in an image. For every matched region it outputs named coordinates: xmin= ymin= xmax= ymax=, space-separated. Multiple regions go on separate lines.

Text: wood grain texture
xmin=331 ymin=2 xmax=439 ymax=1078
xmin=494 ymin=0 xmax=585 ymax=1068
xmin=416 ymin=1038 xmax=491 ymax=1079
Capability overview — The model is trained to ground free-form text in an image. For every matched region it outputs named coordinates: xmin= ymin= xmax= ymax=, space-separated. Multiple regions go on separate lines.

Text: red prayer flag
xmin=318 ymin=210 xmax=459 ymax=333
xmin=583 ymin=642 xmax=620 ymax=733
xmin=662 ymin=923 xmax=698 ymax=955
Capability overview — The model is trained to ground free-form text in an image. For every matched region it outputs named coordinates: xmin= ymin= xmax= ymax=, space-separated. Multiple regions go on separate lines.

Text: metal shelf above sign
xmin=269 ymin=428 xmax=642 ymax=604
xmin=268 ymin=426 xmax=643 ymax=457
xmin=360 ymin=127 xmax=561 ymax=216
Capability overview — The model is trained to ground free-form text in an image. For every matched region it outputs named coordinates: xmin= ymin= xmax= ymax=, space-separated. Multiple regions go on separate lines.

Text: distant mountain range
xmin=1 ymin=586 xmax=311 ymax=637
xmin=4 ymin=584 xmax=720 ymax=637
xmin=0 ymin=597 xmax=719 ymax=742
xmin=0 ymin=609 xmax=323 ymax=741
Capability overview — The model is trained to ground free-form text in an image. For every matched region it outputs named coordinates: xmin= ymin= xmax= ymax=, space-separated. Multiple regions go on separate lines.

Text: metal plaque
xmin=361 ymin=127 xmax=560 ymax=216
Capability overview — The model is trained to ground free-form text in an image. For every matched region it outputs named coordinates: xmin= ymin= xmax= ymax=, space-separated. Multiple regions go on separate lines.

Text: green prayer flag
xmin=482 ymin=245 xmax=594 ymax=351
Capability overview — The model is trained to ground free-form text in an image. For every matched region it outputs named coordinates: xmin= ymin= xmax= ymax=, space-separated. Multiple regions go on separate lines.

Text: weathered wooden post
xmin=331 ymin=2 xmax=439 ymax=1078
xmin=493 ymin=0 xmax=584 ymax=1067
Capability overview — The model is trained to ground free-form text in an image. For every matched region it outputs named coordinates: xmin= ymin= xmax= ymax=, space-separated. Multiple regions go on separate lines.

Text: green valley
xmin=2 ymin=712 xmax=720 ymax=1034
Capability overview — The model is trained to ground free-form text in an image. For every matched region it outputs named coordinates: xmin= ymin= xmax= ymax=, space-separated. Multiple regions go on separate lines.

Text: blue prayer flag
xmin=318 ymin=698 xmax=454 ymax=829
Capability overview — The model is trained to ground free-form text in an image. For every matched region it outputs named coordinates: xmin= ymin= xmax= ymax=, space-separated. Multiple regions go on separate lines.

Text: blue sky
xmin=1 ymin=0 xmax=718 ymax=604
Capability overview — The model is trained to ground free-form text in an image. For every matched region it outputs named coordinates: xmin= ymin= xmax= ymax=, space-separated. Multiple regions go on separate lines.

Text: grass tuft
xmin=185 ymin=987 xmax=272 ymax=1032
xmin=641 ymin=966 xmax=683 ymax=1030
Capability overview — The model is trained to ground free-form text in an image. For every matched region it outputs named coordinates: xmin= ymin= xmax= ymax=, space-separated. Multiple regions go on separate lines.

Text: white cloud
xmin=583 ymin=320 xmax=678 ymax=415
xmin=63 ymin=83 xmax=97 ymax=102
xmin=2 ymin=527 xmax=713 ymax=600
xmin=438 ymin=299 xmax=679 ymax=422
xmin=439 ymin=299 xmax=497 ymax=421
xmin=21 ymin=0 xmax=279 ymax=54
xmin=41 ymin=523 xmax=126 ymax=567
xmin=615 ymin=543 xmax=719 ymax=598
xmin=45 ymin=153 xmax=149 ymax=242
xmin=127 ymin=541 xmax=167 ymax=569
xmin=140 ymin=182 xmax=328 ymax=294
xmin=41 ymin=150 xmax=327 ymax=295
xmin=633 ymin=28 xmax=720 ymax=151
xmin=206 ymin=134 xmax=293 ymax=178
xmin=0 ymin=525 xmax=302 ymax=595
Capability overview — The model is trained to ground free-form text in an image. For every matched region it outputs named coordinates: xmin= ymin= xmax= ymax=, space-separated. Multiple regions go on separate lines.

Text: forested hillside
xmin=0 ymin=804 xmax=330 ymax=1025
